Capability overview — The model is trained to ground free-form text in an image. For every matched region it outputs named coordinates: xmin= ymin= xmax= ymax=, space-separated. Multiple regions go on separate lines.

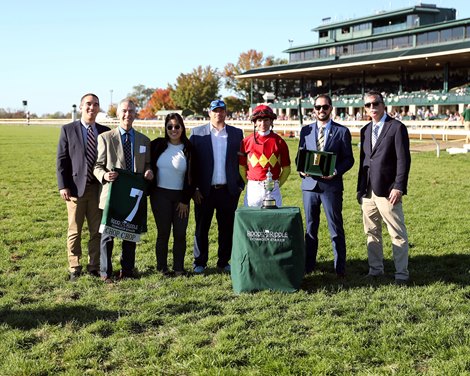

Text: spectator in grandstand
xmin=298 ymin=94 xmax=354 ymax=277
xmin=239 ymin=105 xmax=291 ymax=207
xmin=56 ymin=93 xmax=110 ymax=281
xmin=357 ymin=91 xmax=411 ymax=285
xmin=149 ymin=113 xmax=194 ymax=276
xmin=460 ymin=104 xmax=470 ymax=143
xmin=189 ymin=99 xmax=244 ymax=274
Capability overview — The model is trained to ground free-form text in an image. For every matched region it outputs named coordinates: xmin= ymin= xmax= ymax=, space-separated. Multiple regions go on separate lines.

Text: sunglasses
xmin=166 ymin=124 xmax=181 ymax=130
xmin=314 ymin=104 xmax=330 ymax=111
xmin=364 ymin=101 xmax=383 ymax=108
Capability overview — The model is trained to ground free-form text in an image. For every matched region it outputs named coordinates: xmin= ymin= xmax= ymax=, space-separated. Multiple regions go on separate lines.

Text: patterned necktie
xmin=317 ymin=125 xmax=325 ymax=151
xmin=372 ymin=124 xmax=379 ymax=148
xmin=86 ymin=125 xmax=97 ymax=182
xmin=124 ymin=132 xmax=133 ymax=171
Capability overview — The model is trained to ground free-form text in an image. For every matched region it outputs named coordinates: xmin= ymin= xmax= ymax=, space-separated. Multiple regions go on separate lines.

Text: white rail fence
xmin=1 ymin=118 xmax=469 ymax=143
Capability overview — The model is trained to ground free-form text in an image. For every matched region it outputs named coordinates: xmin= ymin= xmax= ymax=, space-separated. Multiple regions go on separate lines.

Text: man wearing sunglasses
xmin=298 ymin=94 xmax=354 ymax=278
xmin=357 ymin=91 xmax=411 ymax=285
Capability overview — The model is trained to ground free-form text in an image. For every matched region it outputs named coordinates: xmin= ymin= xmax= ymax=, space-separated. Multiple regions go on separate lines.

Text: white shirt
xmin=156 ymin=143 xmax=186 ymax=190
xmin=210 ymin=124 xmax=228 ymax=185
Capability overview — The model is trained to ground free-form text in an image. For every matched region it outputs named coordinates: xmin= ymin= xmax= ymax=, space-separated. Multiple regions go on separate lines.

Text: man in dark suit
xmin=56 ymin=93 xmax=110 ymax=280
xmin=357 ymin=91 xmax=411 ymax=284
xmin=94 ymin=98 xmax=154 ymax=283
xmin=298 ymin=94 xmax=354 ymax=277
xmin=189 ymin=99 xmax=244 ymax=273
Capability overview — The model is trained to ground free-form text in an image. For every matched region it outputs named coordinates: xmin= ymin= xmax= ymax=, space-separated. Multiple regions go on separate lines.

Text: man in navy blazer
xmin=298 ymin=94 xmax=354 ymax=277
xmin=357 ymin=91 xmax=411 ymax=284
xmin=56 ymin=93 xmax=110 ymax=280
xmin=189 ymin=100 xmax=244 ymax=273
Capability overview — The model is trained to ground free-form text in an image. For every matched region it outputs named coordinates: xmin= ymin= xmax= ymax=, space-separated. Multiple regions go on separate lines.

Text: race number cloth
xmin=99 ymin=168 xmax=147 ymax=242
xmin=231 ymin=207 xmax=305 ymax=293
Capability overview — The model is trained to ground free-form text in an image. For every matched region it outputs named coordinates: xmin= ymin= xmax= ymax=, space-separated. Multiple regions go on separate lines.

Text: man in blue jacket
xmin=189 ymin=100 xmax=244 ymax=273
xmin=56 ymin=93 xmax=110 ymax=280
xmin=298 ymin=94 xmax=354 ymax=277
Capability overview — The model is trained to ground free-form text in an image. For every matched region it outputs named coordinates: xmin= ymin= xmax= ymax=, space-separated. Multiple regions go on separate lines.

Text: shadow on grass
xmin=301 ymin=253 xmax=470 ymax=292
xmin=0 ymin=305 xmax=119 ymax=330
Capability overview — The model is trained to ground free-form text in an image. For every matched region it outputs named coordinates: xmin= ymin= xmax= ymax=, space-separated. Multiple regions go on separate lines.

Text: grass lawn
xmin=0 ymin=124 xmax=469 ymax=375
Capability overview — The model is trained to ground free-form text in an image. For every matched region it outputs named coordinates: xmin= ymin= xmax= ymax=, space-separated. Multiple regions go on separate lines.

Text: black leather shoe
xmin=69 ymin=270 xmax=81 ymax=281
xmin=88 ymin=270 xmax=100 ymax=278
xmin=118 ymin=270 xmax=137 ymax=280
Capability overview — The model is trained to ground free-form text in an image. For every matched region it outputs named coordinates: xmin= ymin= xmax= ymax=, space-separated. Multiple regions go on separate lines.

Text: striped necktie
xmin=372 ymin=124 xmax=379 ymax=148
xmin=124 ymin=132 xmax=133 ymax=171
xmin=317 ymin=125 xmax=325 ymax=151
xmin=86 ymin=125 xmax=97 ymax=182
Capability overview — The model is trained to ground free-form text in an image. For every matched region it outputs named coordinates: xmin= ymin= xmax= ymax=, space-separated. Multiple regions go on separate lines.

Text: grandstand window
xmin=353 ymin=42 xmax=370 ymax=54
xmin=353 ymin=23 xmax=371 ymax=32
xmin=290 ymin=52 xmax=301 ymax=62
xmin=319 ymin=48 xmax=328 ymax=58
xmin=342 ymin=26 xmax=351 ymax=34
xmin=342 ymin=45 xmax=350 ymax=55
xmin=451 ymin=26 xmax=464 ymax=40
xmin=467 ymin=26 xmax=470 ymax=38
xmin=372 ymin=38 xmax=391 ymax=52
xmin=319 ymin=30 xmax=328 ymax=38
xmin=305 ymin=50 xmax=314 ymax=60
xmin=392 ymin=36 xmax=412 ymax=49
xmin=417 ymin=31 xmax=439 ymax=45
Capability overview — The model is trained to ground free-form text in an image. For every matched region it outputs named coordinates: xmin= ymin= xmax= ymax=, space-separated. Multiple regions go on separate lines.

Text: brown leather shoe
xmin=100 ymin=276 xmax=113 ymax=284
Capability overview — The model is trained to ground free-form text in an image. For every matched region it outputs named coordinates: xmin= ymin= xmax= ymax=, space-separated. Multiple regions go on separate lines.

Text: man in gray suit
xmin=57 ymin=93 xmax=110 ymax=281
xmin=94 ymin=98 xmax=154 ymax=283
xmin=190 ymin=100 xmax=244 ymax=273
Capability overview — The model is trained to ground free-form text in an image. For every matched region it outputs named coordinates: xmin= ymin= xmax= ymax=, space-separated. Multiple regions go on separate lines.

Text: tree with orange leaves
xmin=138 ymin=88 xmax=176 ymax=119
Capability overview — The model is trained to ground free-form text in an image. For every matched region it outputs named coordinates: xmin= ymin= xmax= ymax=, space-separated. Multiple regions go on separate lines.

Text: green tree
xmin=223 ymin=95 xmax=247 ymax=114
xmin=223 ymin=49 xmax=287 ymax=105
xmin=170 ymin=65 xmax=220 ymax=115
xmin=127 ymin=84 xmax=155 ymax=110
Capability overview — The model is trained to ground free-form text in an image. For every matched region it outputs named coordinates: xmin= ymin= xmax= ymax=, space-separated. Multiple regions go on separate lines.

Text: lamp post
xmin=72 ymin=104 xmax=77 ymax=121
xmin=22 ymin=100 xmax=30 ymax=125
xmin=110 ymin=89 xmax=113 ymax=110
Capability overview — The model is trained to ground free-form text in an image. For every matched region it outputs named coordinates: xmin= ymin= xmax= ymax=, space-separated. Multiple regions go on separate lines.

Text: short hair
xmin=364 ymin=91 xmax=384 ymax=103
xmin=117 ymin=98 xmax=137 ymax=114
xmin=80 ymin=93 xmax=99 ymax=105
xmin=314 ymin=94 xmax=332 ymax=106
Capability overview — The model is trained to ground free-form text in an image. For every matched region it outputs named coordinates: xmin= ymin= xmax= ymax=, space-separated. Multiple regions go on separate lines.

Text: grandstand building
xmin=239 ymin=3 xmax=470 ymax=121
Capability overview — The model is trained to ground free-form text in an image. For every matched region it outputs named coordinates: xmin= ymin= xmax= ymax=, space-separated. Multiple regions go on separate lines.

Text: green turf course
xmin=0 ymin=124 xmax=469 ymax=375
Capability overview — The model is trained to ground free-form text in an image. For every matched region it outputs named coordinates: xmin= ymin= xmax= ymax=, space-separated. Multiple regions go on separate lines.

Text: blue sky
xmin=1 ymin=0 xmax=468 ymax=115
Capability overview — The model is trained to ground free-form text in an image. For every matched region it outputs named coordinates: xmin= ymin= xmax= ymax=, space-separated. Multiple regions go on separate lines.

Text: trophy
xmin=262 ymin=167 xmax=277 ymax=209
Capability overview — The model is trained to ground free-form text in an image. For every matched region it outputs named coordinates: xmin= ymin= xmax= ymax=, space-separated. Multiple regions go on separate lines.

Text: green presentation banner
xmin=100 ymin=168 xmax=147 ymax=242
xmin=231 ymin=207 xmax=305 ymax=293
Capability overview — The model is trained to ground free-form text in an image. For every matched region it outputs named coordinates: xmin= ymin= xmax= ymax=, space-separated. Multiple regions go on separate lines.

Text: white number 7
xmin=124 ymin=188 xmax=144 ymax=222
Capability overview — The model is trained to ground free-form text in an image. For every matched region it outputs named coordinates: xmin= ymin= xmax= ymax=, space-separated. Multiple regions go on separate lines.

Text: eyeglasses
xmin=314 ymin=105 xmax=330 ymax=111
xmin=167 ymin=124 xmax=181 ymax=130
xmin=364 ymin=101 xmax=383 ymax=108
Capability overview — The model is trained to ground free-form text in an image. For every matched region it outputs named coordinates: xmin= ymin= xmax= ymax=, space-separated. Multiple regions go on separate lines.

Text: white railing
xmin=1 ymin=118 xmax=468 ymax=142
